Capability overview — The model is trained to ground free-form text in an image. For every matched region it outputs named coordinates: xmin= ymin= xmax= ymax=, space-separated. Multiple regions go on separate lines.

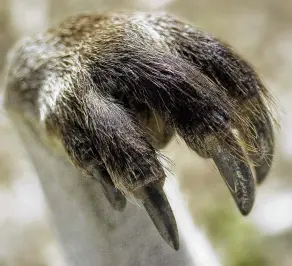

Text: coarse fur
xmin=4 ymin=11 xmax=275 ymax=249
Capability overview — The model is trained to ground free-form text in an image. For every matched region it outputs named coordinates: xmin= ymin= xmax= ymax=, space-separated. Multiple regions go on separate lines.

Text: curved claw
xmin=248 ymin=110 xmax=274 ymax=184
xmin=208 ymin=133 xmax=256 ymax=216
xmin=98 ymin=168 xmax=127 ymax=212
xmin=100 ymin=178 xmax=127 ymax=211
xmin=134 ymin=182 xmax=179 ymax=251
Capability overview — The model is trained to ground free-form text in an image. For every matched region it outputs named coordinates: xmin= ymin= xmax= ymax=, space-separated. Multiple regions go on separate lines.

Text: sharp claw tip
xmin=237 ymin=202 xmax=254 ymax=216
xmin=136 ymin=182 xmax=180 ymax=251
xmin=161 ymin=227 xmax=180 ymax=251
xmin=156 ymin=216 xmax=180 ymax=251
xmin=172 ymin=237 xmax=180 ymax=251
xmin=240 ymin=208 xmax=251 ymax=216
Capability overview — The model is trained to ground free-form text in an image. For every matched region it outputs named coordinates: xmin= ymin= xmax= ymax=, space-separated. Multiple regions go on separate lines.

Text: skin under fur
xmin=4 ymin=12 xmax=275 ymax=251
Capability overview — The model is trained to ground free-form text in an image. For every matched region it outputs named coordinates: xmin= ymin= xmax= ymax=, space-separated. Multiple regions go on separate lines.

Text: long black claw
xmin=99 ymin=168 xmax=127 ymax=212
xmin=208 ymin=134 xmax=255 ymax=215
xmin=135 ymin=182 xmax=179 ymax=250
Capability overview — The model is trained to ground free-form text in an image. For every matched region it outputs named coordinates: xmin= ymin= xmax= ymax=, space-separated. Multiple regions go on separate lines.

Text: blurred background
xmin=0 ymin=0 xmax=292 ymax=265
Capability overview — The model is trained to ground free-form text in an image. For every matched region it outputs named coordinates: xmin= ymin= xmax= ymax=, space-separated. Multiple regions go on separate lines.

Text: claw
xmin=101 ymin=178 xmax=127 ymax=211
xmin=248 ymin=110 xmax=274 ymax=184
xmin=98 ymin=168 xmax=127 ymax=211
xmin=207 ymin=133 xmax=255 ymax=215
xmin=134 ymin=182 xmax=179 ymax=250
xmin=238 ymin=98 xmax=275 ymax=184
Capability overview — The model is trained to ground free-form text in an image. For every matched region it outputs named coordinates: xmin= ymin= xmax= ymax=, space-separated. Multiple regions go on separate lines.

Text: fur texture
xmin=4 ymin=12 xmax=275 ymax=232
